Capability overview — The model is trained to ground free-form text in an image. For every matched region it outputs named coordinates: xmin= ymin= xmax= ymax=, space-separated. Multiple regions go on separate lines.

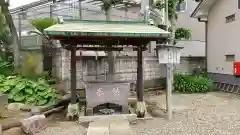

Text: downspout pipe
xmin=198 ymin=18 xmax=208 ymax=72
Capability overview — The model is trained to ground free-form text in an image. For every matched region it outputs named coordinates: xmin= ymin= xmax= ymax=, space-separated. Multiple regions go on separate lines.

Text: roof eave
xmin=190 ymin=0 xmax=217 ymax=19
xmin=190 ymin=0 xmax=205 ymax=18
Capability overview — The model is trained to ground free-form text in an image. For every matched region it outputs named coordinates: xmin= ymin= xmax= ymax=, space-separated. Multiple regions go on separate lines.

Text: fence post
xmin=78 ymin=0 xmax=82 ymax=20
xmin=18 ymin=12 xmax=22 ymax=47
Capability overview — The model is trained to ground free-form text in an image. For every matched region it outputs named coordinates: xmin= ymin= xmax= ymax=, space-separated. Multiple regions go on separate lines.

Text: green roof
xmin=44 ymin=20 xmax=169 ymax=38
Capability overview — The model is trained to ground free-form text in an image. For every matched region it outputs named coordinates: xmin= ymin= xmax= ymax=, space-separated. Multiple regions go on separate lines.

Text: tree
xmin=0 ymin=7 xmax=12 ymax=59
xmin=93 ymin=0 xmax=123 ymax=80
xmin=0 ymin=0 xmax=20 ymax=68
xmin=154 ymin=0 xmax=191 ymax=44
xmin=28 ymin=18 xmax=57 ymax=76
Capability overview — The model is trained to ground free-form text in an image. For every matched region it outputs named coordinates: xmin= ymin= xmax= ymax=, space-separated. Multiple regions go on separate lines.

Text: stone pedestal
xmin=85 ymin=107 xmax=93 ymax=116
xmin=135 ymin=101 xmax=146 ymax=118
xmin=0 ymin=94 xmax=8 ymax=118
xmin=85 ymin=82 xmax=130 ymax=116
xmin=66 ymin=103 xmax=80 ymax=120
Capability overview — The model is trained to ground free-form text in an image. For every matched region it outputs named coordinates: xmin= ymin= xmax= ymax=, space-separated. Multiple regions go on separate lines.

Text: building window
xmin=176 ymin=0 xmax=187 ymax=12
xmin=226 ymin=14 xmax=235 ymax=23
xmin=239 ymin=0 xmax=240 ymax=9
xmin=225 ymin=54 xmax=235 ymax=62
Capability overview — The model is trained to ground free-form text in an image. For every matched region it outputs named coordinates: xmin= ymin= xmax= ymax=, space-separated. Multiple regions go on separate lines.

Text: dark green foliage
xmin=175 ymin=28 xmax=191 ymax=40
xmin=153 ymin=0 xmax=185 ymax=19
xmin=0 ymin=59 xmax=13 ymax=76
xmin=173 ymin=74 xmax=214 ymax=93
xmin=0 ymin=75 xmax=58 ymax=106
xmin=29 ymin=18 xmax=57 ymax=33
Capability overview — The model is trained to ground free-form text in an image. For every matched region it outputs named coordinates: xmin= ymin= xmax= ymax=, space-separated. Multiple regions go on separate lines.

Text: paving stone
xmin=7 ymin=103 xmax=25 ymax=111
xmin=2 ymin=127 xmax=23 ymax=135
xmin=78 ymin=114 xmax=137 ymax=124
xmin=87 ymin=121 xmax=109 ymax=135
xmin=21 ymin=115 xmax=47 ymax=135
xmin=109 ymin=120 xmax=133 ymax=135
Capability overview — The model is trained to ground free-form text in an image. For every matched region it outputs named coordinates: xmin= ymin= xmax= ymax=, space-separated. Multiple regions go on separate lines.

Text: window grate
xmin=239 ymin=0 xmax=240 ymax=9
xmin=226 ymin=14 xmax=235 ymax=23
xmin=225 ymin=54 xmax=235 ymax=62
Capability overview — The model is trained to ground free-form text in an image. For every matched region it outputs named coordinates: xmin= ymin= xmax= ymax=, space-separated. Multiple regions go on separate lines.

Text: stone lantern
xmin=156 ymin=44 xmax=183 ymax=120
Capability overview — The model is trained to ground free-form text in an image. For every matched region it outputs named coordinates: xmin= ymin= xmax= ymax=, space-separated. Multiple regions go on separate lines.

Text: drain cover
xmin=99 ymin=109 xmax=115 ymax=115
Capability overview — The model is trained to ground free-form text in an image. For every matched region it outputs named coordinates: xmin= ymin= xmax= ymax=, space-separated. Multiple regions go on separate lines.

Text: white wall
xmin=208 ymin=0 xmax=239 ymax=74
xmin=176 ymin=0 xmax=205 ymax=41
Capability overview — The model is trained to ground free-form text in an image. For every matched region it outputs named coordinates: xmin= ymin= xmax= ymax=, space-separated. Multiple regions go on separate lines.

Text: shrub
xmin=0 ymin=59 xmax=13 ymax=76
xmin=173 ymin=74 xmax=214 ymax=93
xmin=0 ymin=75 xmax=58 ymax=106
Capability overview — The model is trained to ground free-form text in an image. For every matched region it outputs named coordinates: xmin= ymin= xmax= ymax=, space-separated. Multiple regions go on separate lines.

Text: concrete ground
xmin=37 ymin=92 xmax=240 ymax=135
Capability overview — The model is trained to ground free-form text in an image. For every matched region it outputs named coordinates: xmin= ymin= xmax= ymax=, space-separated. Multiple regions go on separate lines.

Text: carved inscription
xmin=85 ymin=82 xmax=130 ymax=108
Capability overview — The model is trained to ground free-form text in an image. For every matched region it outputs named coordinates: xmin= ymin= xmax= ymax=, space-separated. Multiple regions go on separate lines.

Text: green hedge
xmin=173 ymin=74 xmax=214 ymax=93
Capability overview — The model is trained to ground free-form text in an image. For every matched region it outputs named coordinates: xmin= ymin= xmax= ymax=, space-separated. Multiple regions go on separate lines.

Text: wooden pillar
xmin=166 ymin=63 xmax=173 ymax=120
xmin=70 ymin=45 xmax=77 ymax=104
xmin=136 ymin=47 xmax=143 ymax=101
xmin=135 ymin=46 xmax=146 ymax=118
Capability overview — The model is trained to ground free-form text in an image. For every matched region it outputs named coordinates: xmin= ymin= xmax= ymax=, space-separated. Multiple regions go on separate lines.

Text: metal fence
xmin=11 ymin=0 xmax=141 ymax=37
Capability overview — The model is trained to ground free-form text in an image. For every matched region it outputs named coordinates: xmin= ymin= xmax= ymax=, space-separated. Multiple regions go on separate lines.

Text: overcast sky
xmin=10 ymin=0 xmax=39 ymax=9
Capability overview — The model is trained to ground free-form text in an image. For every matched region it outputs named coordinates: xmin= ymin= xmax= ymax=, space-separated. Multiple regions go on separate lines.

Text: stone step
xmin=87 ymin=120 xmax=133 ymax=135
xmin=87 ymin=121 xmax=109 ymax=135
xmin=109 ymin=120 xmax=133 ymax=135
xmin=78 ymin=114 xmax=137 ymax=124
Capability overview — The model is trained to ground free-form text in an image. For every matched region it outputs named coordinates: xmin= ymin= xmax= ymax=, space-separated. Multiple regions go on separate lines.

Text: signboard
xmin=85 ymin=82 xmax=130 ymax=108
xmin=158 ymin=47 xmax=181 ymax=64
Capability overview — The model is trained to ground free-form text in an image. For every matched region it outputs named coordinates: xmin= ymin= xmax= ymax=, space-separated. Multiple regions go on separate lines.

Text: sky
xmin=10 ymin=0 xmax=39 ymax=9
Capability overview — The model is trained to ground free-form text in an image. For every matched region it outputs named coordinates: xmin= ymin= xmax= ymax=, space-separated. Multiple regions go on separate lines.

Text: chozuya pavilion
xmin=44 ymin=19 xmax=169 ymax=118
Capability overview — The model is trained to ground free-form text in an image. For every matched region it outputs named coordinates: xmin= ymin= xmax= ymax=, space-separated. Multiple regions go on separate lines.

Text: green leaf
xmin=37 ymin=98 xmax=48 ymax=106
xmin=38 ymin=91 xmax=48 ymax=97
xmin=0 ymin=85 xmax=11 ymax=93
xmin=4 ymin=79 xmax=17 ymax=86
xmin=15 ymin=83 xmax=26 ymax=90
xmin=26 ymin=97 xmax=35 ymax=104
xmin=13 ymin=93 xmax=25 ymax=102
xmin=25 ymin=88 xmax=33 ymax=95
xmin=8 ymin=89 xmax=19 ymax=100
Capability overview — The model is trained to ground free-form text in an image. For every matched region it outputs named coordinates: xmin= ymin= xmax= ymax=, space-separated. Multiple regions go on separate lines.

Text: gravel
xmin=37 ymin=92 xmax=240 ymax=135
xmin=132 ymin=92 xmax=240 ymax=135
xmin=36 ymin=121 xmax=87 ymax=135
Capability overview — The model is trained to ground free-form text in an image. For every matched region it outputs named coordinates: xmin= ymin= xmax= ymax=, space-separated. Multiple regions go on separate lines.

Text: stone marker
xmin=2 ymin=127 xmax=23 ymax=135
xmin=0 ymin=93 xmax=8 ymax=118
xmin=109 ymin=120 xmax=133 ymax=135
xmin=78 ymin=114 xmax=137 ymax=124
xmin=30 ymin=107 xmax=42 ymax=115
xmin=7 ymin=103 xmax=25 ymax=111
xmin=87 ymin=121 xmax=109 ymax=135
xmin=21 ymin=114 xmax=47 ymax=135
